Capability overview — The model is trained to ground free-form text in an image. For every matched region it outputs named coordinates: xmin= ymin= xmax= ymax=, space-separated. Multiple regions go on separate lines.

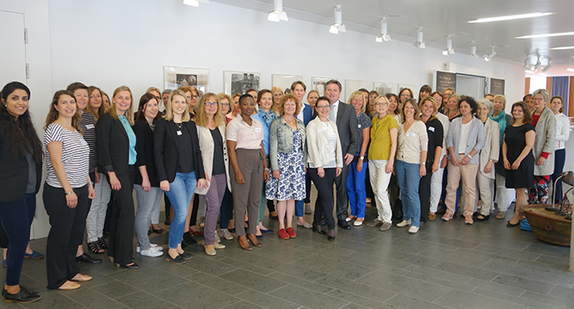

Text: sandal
xmin=476 ymin=214 xmax=490 ymax=221
xmin=87 ymin=241 xmax=104 ymax=254
xmin=97 ymin=237 xmax=108 ymax=249
xmin=495 ymin=211 xmax=506 ymax=220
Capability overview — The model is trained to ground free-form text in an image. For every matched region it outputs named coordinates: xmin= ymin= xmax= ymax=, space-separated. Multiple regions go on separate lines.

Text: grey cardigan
xmin=446 ymin=117 xmax=485 ymax=165
xmin=269 ymin=116 xmax=306 ymax=171
xmin=532 ymin=107 xmax=556 ymax=176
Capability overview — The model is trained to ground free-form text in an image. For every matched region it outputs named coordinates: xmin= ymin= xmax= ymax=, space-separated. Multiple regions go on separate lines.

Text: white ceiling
xmin=212 ymin=0 xmax=574 ymax=75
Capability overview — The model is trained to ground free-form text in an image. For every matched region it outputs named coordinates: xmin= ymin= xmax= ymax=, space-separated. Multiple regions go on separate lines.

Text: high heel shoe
xmin=237 ymin=235 xmax=252 ymax=251
xmin=507 ymin=220 xmax=520 ymax=227
xmin=313 ymin=225 xmax=326 ymax=234
xmin=327 ymin=229 xmax=335 ymax=242
xmin=247 ymin=234 xmax=262 ymax=247
xmin=115 ymin=262 xmax=139 ymax=269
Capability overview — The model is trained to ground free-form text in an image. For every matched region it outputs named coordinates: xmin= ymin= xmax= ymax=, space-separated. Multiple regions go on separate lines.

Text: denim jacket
xmin=269 ymin=116 xmax=306 ymax=171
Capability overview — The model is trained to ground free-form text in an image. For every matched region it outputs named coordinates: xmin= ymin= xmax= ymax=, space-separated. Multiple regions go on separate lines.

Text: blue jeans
xmin=165 ymin=172 xmax=196 ymax=249
xmin=347 ymin=161 xmax=367 ymax=218
xmin=395 ymin=160 xmax=421 ymax=227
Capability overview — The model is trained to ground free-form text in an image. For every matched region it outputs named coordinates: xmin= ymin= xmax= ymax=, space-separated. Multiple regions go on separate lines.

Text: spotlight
xmin=469 ymin=42 xmax=478 ymax=57
xmin=413 ymin=27 xmax=425 ymax=49
xmin=183 ymin=0 xmax=208 ymax=7
xmin=442 ymin=35 xmax=454 ymax=55
xmin=483 ymin=47 xmax=496 ymax=61
xmin=523 ymin=58 xmax=531 ymax=70
xmin=268 ymin=0 xmax=288 ymax=22
xmin=542 ymin=64 xmax=552 ymax=73
xmin=329 ymin=5 xmax=346 ymax=34
xmin=375 ymin=18 xmax=391 ymax=42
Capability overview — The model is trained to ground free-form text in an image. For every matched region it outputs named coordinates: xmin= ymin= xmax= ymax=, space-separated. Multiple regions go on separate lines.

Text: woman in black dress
xmin=503 ymin=101 xmax=536 ymax=226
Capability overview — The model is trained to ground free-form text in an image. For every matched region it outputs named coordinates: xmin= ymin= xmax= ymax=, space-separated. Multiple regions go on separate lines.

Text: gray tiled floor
xmin=4 ymin=204 xmax=574 ymax=309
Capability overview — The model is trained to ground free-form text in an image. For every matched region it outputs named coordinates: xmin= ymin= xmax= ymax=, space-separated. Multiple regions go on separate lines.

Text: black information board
xmin=490 ymin=78 xmax=505 ymax=95
xmin=436 ymin=71 xmax=457 ymax=93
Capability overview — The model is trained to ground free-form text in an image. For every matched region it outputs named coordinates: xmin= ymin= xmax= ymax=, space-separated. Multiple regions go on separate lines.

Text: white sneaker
xmin=214 ymin=231 xmax=221 ymax=243
xmin=136 ymin=243 xmax=162 ymax=253
xmin=214 ymin=242 xmax=226 ymax=249
xmin=396 ymin=219 xmax=411 ymax=228
xmin=408 ymin=226 xmax=419 ymax=234
xmin=140 ymin=248 xmax=163 ymax=257
xmin=220 ymin=229 xmax=233 ymax=240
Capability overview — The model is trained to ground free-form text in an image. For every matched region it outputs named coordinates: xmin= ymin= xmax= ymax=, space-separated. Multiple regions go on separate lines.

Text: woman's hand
xmin=88 ymin=185 xmax=96 ymax=200
xmin=385 ymin=160 xmax=394 ymax=174
xmin=536 ymin=157 xmax=546 ymax=166
xmin=205 ymin=172 xmax=211 ymax=183
xmin=160 ymin=180 xmax=170 ymax=192
xmin=450 ymin=154 xmax=460 ymax=166
xmin=66 ymin=191 xmax=78 ymax=209
xmin=109 ymin=173 xmax=121 ymax=191
xmin=484 ymin=161 xmax=494 ymax=174
xmin=440 ymin=156 xmax=448 ymax=168
xmin=356 ymin=159 xmax=363 ymax=172
xmin=197 ymin=179 xmax=208 ymax=190
xmin=419 ymin=164 xmax=427 ymax=177
xmin=95 ymin=172 xmax=100 ymax=184
xmin=263 ymin=170 xmax=270 ymax=182
xmin=235 ymin=172 xmax=245 ymax=184
xmin=272 ymin=170 xmax=280 ymax=180
xmin=511 ymin=159 xmax=522 ymax=170
xmin=503 ymin=158 xmax=511 ymax=170
xmin=317 ymin=167 xmax=325 ymax=178
xmin=460 ymin=156 xmax=471 ymax=166
xmin=142 ymin=178 xmax=151 ymax=192
xmin=432 ymin=162 xmax=439 ymax=174
xmin=335 ymin=167 xmax=342 ymax=177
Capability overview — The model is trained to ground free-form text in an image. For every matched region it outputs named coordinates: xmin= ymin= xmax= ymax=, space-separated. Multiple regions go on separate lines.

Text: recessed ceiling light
xmin=516 ymin=31 xmax=574 ymax=39
xmin=468 ymin=12 xmax=552 ymax=23
xmin=567 ymin=68 xmax=574 ymax=72
xmin=549 ymin=46 xmax=574 ymax=50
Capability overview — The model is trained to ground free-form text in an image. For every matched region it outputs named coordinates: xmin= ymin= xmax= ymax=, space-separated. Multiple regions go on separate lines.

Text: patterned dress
xmin=266 ymin=129 xmax=306 ymax=201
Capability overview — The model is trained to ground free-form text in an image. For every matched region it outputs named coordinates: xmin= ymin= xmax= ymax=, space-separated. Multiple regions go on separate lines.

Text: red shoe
xmin=278 ymin=229 xmax=289 ymax=239
xmin=286 ymin=227 xmax=296 ymax=238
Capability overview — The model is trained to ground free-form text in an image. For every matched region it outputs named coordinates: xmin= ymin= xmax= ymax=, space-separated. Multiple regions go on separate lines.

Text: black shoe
xmin=338 ymin=221 xmax=351 ymax=230
xmin=179 ymin=251 xmax=194 ymax=260
xmin=313 ymin=225 xmax=326 ymax=234
xmin=507 ymin=220 xmax=520 ymax=227
xmin=2 ymin=287 xmax=40 ymax=303
xmin=97 ymin=237 xmax=109 ymax=250
xmin=181 ymin=241 xmax=188 ymax=249
xmin=166 ymin=253 xmax=186 ymax=264
xmin=476 ymin=214 xmax=490 ymax=221
xmin=151 ymin=227 xmax=163 ymax=234
xmin=327 ymin=229 xmax=336 ymax=242
xmin=76 ymin=253 xmax=102 ymax=264
xmin=228 ymin=228 xmax=236 ymax=233
xmin=116 ymin=262 xmax=139 ymax=269
xmin=164 ymin=218 xmax=171 ymax=226
xmin=183 ymin=232 xmax=197 ymax=245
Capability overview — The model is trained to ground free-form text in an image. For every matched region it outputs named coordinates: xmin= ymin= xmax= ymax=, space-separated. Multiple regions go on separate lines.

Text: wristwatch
xmin=66 ymin=191 xmax=73 ymax=195
xmin=359 ymin=156 xmax=364 ymax=160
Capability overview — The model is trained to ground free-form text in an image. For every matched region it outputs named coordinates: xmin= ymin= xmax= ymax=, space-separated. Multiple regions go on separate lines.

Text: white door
xmin=0 ymin=10 xmax=27 ymax=86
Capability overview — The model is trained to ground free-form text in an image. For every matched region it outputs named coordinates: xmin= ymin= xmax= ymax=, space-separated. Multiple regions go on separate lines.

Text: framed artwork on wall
xmin=345 ymin=80 xmax=368 ymax=100
xmin=373 ymin=82 xmax=393 ymax=96
xmin=163 ymin=66 xmax=209 ymax=94
xmin=272 ymin=74 xmax=303 ymax=93
xmin=224 ymin=71 xmax=261 ymax=96
xmin=312 ymin=77 xmax=334 ymax=96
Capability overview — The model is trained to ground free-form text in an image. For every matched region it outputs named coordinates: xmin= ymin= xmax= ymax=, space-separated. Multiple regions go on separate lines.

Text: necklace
xmin=175 ymin=122 xmax=182 ymax=129
xmin=285 ymin=117 xmax=296 ymax=125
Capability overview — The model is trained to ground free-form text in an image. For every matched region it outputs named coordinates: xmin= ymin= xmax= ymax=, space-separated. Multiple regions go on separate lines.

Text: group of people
xmin=0 ymin=77 xmax=570 ymax=303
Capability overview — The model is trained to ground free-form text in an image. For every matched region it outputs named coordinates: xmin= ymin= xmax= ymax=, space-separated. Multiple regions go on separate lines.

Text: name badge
xmin=406 ymin=132 xmax=416 ymax=137
xmin=255 ymin=128 xmax=262 ymax=132
xmin=176 ymin=130 xmax=182 ymax=135
xmin=429 ymin=127 xmax=435 ymax=132
xmin=358 ymin=124 xmax=361 ymax=128
xmin=80 ymin=139 xmax=88 ymax=146
xmin=85 ymin=124 xmax=95 ymax=129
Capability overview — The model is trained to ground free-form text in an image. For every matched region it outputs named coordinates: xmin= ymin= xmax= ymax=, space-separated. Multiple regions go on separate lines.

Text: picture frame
xmin=345 ymin=80 xmax=368 ymax=100
xmin=272 ymin=74 xmax=303 ymax=93
xmin=163 ymin=66 xmax=209 ymax=94
xmin=373 ymin=82 xmax=393 ymax=96
xmin=311 ymin=77 xmax=335 ymax=96
xmin=224 ymin=70 xmax=261 ymax=96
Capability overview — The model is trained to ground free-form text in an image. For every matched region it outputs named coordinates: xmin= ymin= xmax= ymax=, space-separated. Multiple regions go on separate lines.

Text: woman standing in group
xmin=505 ymin=102 xmax=536 ymax=226
xmin=194 ymin=93 xmax=230 ymax=256
xmin=550 ymin=96 xmax=570 ymax=203
xmin=251 ymin=90 xmax=276 ymax=236
xmin=367 ymin=90 xmax=379 ymax=117
xmin=0 ymin=82 xmax=42 ymax=303
xmin=96 ymin=86 xmax=138 ymax=269
xmin=367 ymin=95 xmax=398 ymax=231
xmin=529 ymin=89 xmax=556 ymax=205
xmin=345 ymin=91 xmax=371 ymax=226
xmin=428 ymin=92 xmax=449 ymax=220
xmin=382 ymin=93 xmax=403 ymax=221
xmin=445 ymin=94 xmax=461 ymax=121
xmin=398 ymin=88 xmax=413 ymax=110
xmin=395 ymin=99 xmax=428 ymax=234
xmin=307 ymin=90 xmax=319 ymax=117
xmin=85 ymin=86 xmax=105 ymax=120
xmin=443 ymin=96 xmax=485 ymax=225
xmin=418 ymin=97 xmax=443 ymax=224
xmin=474 ymin=99 xmax=500 ymax=220
xmin=227 ymin=94 xmax=269 ymax=250
xmin=267 ymin=94 xmax=306 ymax=239
xmin=216 ymin=93 xmax=236 ymax=240
xmin=271 ymin=86 xmax=283 ymax=114
xmin=307 ymin=97 xmax=342 ymax=241
xmin=154 ymin=90 xmax=207 ymax=263
xmin=218 ymin=93 xmax=232 ymax=124
xmin=490 ymin=95 xmax=514 ymax=219
xmin=133 ymin=93 xmax=163 ymax=258
xmin=43 ymin=90 xmax=95 ymax=290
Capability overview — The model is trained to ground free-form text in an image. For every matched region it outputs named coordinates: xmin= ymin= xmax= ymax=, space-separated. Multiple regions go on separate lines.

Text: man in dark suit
xmin=325 ymin=80 xmax=359 ymax=229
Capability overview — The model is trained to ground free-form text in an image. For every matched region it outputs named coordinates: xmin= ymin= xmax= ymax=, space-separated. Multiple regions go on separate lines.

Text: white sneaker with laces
xmin=408 ymin=226 xmax=419 ymax=234
xmin=220 ymin=229 xmax=233 ymax=240
xmin=140 ymin=248 xmax=163 ymax=257
xmin=136 ymin=243 xmax=162 ymax=253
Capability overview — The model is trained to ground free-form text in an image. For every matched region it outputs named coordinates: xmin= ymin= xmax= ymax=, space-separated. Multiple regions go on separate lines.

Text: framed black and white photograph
xmin=163 ymin=66 xmax=209 ymax=93
xmin=345 ymin=80 xmax=368 ymax=99
xmin=272 ymin=74 xmax=303 ymax=93
xmin=224 ymin=71 xmax=260 ymax=96
xmin=373 ymin=82 xmax=393 ymax=96
xmin=312 ymin=77 xmax=334 ymax=96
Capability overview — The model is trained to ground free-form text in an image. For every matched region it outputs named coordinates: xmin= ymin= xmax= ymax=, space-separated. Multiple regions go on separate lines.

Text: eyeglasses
xmin=205 ymin=102 xmax=218 ymax=106
xmin=374 ymin=103 xmax=388 ymax=106
xmin=220 ymin=103 xmax=230 ymax=106
xmin=316 ymin=105 xmax=330 ymax=109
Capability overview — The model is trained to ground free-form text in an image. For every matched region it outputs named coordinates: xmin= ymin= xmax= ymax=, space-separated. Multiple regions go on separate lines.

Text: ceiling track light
xmin=329 ymin=5 xmax=346 ymax=34
xmin=375 ymin=18 xmax=391 ymax=42
xmin=483 ymin=47 xmax=496 ymax=61
xmin=413 ymin=27 xmax=425 ymax=49
xmin=268 ymin=0 xmax=288 ymax=22
xmin=523 ymin=58 xmax=531 ymax=70
xmin=183 ymin=0 xmax=209 ymax=7
xmin=541 ymin=63 xmax=552 ymax=73
xmin=469 ymin=42 xmax=478 ymax=58
xmin=442 ymin=35 xmax=454 ymax=55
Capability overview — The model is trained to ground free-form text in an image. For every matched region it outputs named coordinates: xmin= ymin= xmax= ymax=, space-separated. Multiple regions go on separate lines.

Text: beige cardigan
xmin=194 ymin=124 xmax=232 ymax=194
xmin=532 ymin=107 xmax=556 ymax=176
xmin=478 ymin=118 xmax=500 ymax=179
xmin=306 ymin=117 xmax=343 ymax=168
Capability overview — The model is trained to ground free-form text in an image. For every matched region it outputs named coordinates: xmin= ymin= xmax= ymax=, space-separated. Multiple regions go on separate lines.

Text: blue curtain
xmin=551 ymin=76 xmax=570 ymax=114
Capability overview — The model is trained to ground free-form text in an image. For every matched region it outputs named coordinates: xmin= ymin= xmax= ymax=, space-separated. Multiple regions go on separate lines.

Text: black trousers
xmin=107 ymin=166 xmax=135 ymax=266
xmin=43 ymin=184 xmax=89 ymax=289
xmin=419 ymin=163 xmax=433 ymax=223
xmin=334 ymin=163 xmax=351 ymax=222
xmin=309 ymin=168 xmax=336 ymax=230
xmin=389 ymin=174 xmax=403 ymax=220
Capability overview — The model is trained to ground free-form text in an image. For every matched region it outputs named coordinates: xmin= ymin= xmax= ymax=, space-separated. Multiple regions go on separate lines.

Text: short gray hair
xmin=532 ymin=88 xmax=549 ymax=103
xmin=477 ymin=98 xmax=492 ymax=113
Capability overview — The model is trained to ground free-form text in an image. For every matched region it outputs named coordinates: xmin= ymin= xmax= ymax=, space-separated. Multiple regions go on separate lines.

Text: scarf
xmin=258 ymin=109 xmax=277 ymax=128
xmin=489 ymin=112 xmax=506 ymax=147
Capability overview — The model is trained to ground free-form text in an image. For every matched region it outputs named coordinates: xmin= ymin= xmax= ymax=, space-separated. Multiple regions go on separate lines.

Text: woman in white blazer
xmin=306 ymin=96 xmax=342 ymax=241
xmin=194 ymin=93 xmax=231 ymax=256
xmin=474 ymin=99 xmax=500 ymax=220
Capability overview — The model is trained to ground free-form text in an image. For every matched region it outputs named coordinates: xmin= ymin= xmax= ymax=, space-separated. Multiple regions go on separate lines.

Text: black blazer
xmin=154 ymin=118 xmax=205 ymax=183
xmin=133 ymin=121 xmax=159 ymax=187
xmin=0 ymin=132 xmax=42 ymax=202
xmin=96 ymin=113 xmax=131 ymax=175
xmin=336 ymin=102 xmax=359 ymax=156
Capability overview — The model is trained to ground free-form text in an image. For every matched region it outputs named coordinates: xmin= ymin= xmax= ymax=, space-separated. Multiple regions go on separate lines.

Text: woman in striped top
xmin=43 ymin=90 xmax=95 ymax=290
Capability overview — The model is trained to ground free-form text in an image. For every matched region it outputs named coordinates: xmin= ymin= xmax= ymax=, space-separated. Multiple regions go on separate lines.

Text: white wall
xmin=2 ymin=0 xmax=525 ymax=238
